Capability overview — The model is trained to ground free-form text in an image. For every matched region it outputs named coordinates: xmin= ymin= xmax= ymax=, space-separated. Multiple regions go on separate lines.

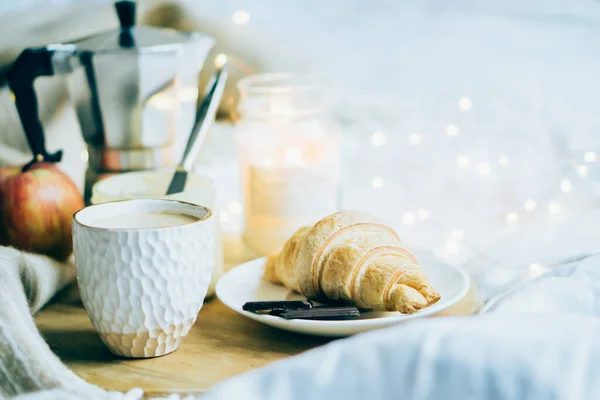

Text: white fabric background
xmin=202 ymin=316 xmax=600 ymax=400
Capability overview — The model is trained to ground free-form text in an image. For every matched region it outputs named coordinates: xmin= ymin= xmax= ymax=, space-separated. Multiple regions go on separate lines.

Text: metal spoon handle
xmin=180 ymin=66 xmax=228 ymax=171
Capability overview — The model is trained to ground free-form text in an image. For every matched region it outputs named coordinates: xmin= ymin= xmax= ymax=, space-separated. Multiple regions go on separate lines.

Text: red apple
xmin=0 ymin=162 xmax=84 ymax=260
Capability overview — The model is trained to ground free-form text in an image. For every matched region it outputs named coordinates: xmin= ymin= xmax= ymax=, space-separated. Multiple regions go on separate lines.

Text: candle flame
xmin=285 ymin=148 xmax=303 ymax=165
xmin=262 ymin=157 xmax=274 ymax=167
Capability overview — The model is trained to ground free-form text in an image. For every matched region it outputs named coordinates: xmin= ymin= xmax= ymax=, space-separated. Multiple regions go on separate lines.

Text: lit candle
xmin=242 ymin=141 xmax=340 ymax=255
xmin=524 ymin=198 xmax=537 ymax=211
xmin=236 ymin=74 xmax=341 ymax=255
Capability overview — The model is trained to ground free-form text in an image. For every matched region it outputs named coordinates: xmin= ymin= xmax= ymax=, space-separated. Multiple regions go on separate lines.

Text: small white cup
xmin=72 ymin=199 xmax=215 ymax=358
xmin=90 ymin=169 xmax=224 ymax=298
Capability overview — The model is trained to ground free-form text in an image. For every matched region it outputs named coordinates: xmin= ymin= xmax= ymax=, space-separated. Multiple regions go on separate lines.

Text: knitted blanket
xmin=0 ymin=247 xmax=148 ymax=399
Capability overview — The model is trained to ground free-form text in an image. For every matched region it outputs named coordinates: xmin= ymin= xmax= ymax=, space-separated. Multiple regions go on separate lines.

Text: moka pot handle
xmin=7 ymin=45 xmax=75 ymax=168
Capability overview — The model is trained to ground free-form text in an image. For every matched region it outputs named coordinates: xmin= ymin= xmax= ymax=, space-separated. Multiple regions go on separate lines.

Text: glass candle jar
xmin=91 ymin=169 xmax=224 ymax=298
xmin=235 ymin=73 xmax=342 ymax=255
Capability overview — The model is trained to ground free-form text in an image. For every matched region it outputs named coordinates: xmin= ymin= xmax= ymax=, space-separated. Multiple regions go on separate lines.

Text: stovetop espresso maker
xmin=7 ymin=1 xmax=214 ymax=202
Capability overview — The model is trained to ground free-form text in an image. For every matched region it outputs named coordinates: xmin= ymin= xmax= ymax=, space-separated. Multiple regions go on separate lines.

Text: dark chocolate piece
xmin=243 ymin=300 xmax=313 ymax=313
xmin=276 ymin=306 xmax=360 ymax=320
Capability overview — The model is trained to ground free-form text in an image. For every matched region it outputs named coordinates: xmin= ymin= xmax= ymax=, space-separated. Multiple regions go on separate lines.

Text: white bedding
xmin=202 ymin=255 xmax=600 ymax=400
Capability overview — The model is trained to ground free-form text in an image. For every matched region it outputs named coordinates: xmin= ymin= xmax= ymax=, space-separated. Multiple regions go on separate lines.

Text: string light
xmin=408 ymin=134 xmax=421 ymax=145
xmin=505 ymin=212 xmax=519 ymax=225
xmin=456 ymin=156 xmax=470 ymax=169
xmin=450 ymin=229 xmax=464 ymax=241
xmin=215 ymin=53 xmax=228 ymax=68
xmin=371 ymin=132 xmax=387 ymax=146
xmin=445 ymin=124 xmax=459 ymax=137
xmin=458 ymin=97 xmax=472 ymax=112
xmin=220 ymin=210 xmax=231 ymax=223
xmin=584 ymin=151 xmax=597 ymax=162
xmin=402 ymin=212 xmax=416 ymax=225
xmin=227 ymin=201 xmax=242 ymax=214
xmin=560 ymin=178 xmax=572 ymax=193
xmin=477 ymin=163 xmax=491 ymax=177
xmin=371 ymin=177 xmax=383 ymax=188
xmin=498 ymin=154 xmax=510 ymax=168
xmin=262 ymin=157 xmax=274 ymax=167
xmin=417 ymin=208 xmax=430 ymax=219
xmin=232 ymin=10 xmax=251 ymax=25
xmin=524 ymin=198 xmax=537 ymax=211
xmin=241 ymin=94 xmax=596 ymax=248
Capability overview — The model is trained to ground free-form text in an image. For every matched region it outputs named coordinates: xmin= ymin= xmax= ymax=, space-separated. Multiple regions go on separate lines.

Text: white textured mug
xmin=72 ymin=199 xmax=215 ymax=358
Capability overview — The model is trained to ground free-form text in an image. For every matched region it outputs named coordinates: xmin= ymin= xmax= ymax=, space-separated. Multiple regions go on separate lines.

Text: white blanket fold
xmin=201 ymin=253 xmax=600 ymax=400
xmin=202 ymin=315 xmax=600 ymax=400
xmin=0 ymin=247 xmax=108 ymax=399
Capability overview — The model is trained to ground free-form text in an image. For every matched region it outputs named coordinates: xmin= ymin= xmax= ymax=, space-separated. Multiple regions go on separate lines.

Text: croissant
xmin=264 ymin=210 xmax=441 ymax=313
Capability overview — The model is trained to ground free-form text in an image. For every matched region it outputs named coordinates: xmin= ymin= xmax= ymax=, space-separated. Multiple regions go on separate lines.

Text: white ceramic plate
xmin=216 ymin=252 xmax=470 ymax=337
